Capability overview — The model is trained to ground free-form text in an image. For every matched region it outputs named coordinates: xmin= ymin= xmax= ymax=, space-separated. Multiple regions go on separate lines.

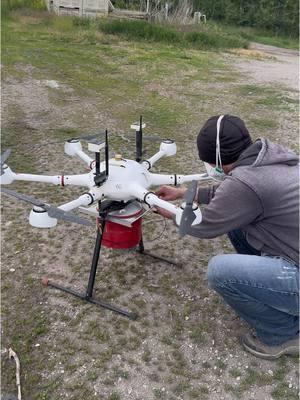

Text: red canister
xmin=102 ymin=202 xmax=143 ymax=249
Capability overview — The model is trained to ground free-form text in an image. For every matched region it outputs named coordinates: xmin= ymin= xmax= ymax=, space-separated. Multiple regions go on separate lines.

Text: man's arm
xmin=184 ymin=176 xmax=263 ymax=239
xmin=197 ymin=184 xmax=220 ymax=204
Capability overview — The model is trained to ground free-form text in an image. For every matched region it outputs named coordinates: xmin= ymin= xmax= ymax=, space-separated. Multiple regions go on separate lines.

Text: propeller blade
xmin=179 ymin=180 xmax=198 ymax=237
xmin=1 ymin=188 xmax=93 ymax=227
xmin=44 ymin=206 xmax=93 ymax=227
xmin=77 ymin=132 xmax=107 ymax=144
xmin=0 ymin=149 xmax=12 ymax=174
xmin=1 ymin=187 xmax=46 ymax=207
xmin=179 ymin=207 xmax=196 ymax=237
xmin=0 ymin=149 xmax=11 ymax=165
xmin=184 ymin=180 xmax=198 ymax=205
xmin=143 ymin=135 xmax=165 ymax=142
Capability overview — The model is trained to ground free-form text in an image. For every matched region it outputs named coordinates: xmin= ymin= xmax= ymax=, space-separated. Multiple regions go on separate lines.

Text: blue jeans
xmin=207 ymin=230 xmax=299 ymax=345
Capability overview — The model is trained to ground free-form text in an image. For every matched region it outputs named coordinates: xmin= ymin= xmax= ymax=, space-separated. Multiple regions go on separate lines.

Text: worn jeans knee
xmin=206 ymin=253 xmax=299 ymax=345
xmin=207 ymin=254 xmax=238 ymax=289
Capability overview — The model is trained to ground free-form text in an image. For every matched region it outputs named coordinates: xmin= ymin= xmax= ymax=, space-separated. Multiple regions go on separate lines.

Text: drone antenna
xmin=136 ymin=115 xmax=143 ymax=163
xmin=105 ymin=129 xmax=109 ymax=177
xmin=88 ymin=134 xmax=108 ymax=187
xmin=95 ymin=148 xmax=100 ymax=177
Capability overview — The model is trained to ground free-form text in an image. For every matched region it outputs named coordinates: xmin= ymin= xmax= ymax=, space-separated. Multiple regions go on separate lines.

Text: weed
xmin=153 ymin=388 xmax=166 ymax=399
xmin=189 ymin=326 xmax=207 ymax=345
xmin=142 ymin=347 xmax=152 ymax=363
xmin=108 ymin=392 xmax=121 ymax=400
xmin=173 ymin=381 xmax=191 ymax=395
xmin=271 ymin=382 xmax=299 ymax=400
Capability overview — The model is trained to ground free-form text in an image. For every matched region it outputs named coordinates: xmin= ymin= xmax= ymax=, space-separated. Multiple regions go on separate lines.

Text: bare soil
xmin=234 ymin=42 xmax=299 ymax=90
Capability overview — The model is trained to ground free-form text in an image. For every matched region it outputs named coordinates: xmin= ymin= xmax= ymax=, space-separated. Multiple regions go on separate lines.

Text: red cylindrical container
xmin=102 ymin=202 xmax=143 ymax=249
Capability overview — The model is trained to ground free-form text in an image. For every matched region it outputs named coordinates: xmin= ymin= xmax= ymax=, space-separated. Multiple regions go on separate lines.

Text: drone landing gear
xmin=137 ymin=238 xmax=182 ymax=268
xmin=42 ymin=201 xmax=180 ymax=320
xmin=42 ymin=217 xmax=137 ymax=321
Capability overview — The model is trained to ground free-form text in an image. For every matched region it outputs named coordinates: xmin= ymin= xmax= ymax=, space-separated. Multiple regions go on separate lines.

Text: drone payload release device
xmin=1 ymin=118 xmax=211 ymax=319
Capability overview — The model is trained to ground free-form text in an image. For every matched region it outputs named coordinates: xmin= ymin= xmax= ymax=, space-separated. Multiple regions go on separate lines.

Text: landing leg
xmin=42 ymin=218 xmax=137 ymax=320
xmin=137 ymin=237 xmax=182 ymax=267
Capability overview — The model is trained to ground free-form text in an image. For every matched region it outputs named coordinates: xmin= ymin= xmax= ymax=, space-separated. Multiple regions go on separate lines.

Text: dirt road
xmin=236 ymin=42 xmax=299 ymax=90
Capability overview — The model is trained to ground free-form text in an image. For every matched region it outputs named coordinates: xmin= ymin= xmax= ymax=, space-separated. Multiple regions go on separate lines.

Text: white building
xmin=46 ymin=0 xmax=113 ymax=18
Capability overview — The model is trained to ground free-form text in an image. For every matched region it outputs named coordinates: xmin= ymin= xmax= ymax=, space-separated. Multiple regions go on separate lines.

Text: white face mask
xmin=203 ymin=115 xmax=226 ymax=182
xmin=204 ymin=162 xmax=225 ymax=181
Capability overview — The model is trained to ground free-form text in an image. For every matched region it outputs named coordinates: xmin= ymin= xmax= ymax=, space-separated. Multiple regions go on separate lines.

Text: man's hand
xmin=155 ymin=185 xmax=187 ymax=201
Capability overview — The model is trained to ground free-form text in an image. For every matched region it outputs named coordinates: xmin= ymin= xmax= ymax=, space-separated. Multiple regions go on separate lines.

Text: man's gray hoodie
xmin=190 ymin=138 xmax=299 ymax=265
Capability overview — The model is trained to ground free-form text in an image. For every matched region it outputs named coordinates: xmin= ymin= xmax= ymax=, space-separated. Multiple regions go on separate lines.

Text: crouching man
xmin=156 ymin=115 xmax=299 ymax=360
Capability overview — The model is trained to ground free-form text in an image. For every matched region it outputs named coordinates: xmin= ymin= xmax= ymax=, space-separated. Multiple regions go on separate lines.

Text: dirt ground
xmin=235 ymin=42 xmax=299 ymax=90
xmin=1 ymin=40 xmax=299 ymax=400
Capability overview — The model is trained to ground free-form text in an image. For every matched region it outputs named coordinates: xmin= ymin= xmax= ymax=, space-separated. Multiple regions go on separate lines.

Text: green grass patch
xmin=204 ymin=21 xmax=299 ymax=50
xmin=1 ymin=0 xmax=46 ymax=16
xmin=98 ymin=19 xmax=248 ymax=50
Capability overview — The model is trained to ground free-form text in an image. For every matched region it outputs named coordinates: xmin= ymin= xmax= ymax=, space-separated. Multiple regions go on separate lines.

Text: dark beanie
xmin=197 ymin=115 xmax=252 ymax=165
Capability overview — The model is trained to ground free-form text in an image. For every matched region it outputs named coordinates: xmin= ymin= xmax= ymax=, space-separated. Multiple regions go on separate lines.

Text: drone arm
xmin=77 ymin=151 xmax=94 ymax=168
xmin=129 ymin=184 xmax=178 ymax=215
xmin=148 ymin=172 xmax=211 ymax=186
xmin=9 ymin=173 xmax=92 ymax=187
xmin=143 ymin=150 xmax=166 ymax=170
xmin=142 ymin=140 xmax=177 ymax=169
xmin=176 ymin=173 xmax=211 ymax=184
xmin=64 ymin=141 xmax=94 ymax=168
xmin=58 ymin=193 xmax=95 ymax=212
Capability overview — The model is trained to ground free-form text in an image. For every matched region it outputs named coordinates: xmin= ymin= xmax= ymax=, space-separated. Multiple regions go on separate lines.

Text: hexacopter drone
xmin=1 ymin=117 xmax=211 ymax=319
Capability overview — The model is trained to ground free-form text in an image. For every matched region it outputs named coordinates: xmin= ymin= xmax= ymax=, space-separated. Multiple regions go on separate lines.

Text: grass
xmin=98 ymin=19 xmax=249 ymax=50
xmin=203 ymin=21 xmax=299 ymax=50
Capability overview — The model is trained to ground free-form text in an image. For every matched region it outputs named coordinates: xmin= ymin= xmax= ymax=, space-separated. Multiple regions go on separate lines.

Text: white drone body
xmin=1 ymin=134 xmax=210 ymax=229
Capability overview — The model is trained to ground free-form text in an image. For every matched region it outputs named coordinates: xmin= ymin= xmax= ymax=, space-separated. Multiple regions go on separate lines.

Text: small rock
xmin=45 ymin=80 xmax=59 ymax=89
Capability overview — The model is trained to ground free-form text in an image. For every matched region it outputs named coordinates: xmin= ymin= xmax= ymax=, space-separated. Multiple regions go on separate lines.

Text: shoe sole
xmin=242 ymin=341 xmax=299 ymax=360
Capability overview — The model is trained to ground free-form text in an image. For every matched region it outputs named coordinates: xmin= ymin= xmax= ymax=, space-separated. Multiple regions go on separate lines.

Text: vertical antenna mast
xmin=89 ymin=131 xmax=109 ymax=187
xmin=136 ymin=115 xmax=143 ymax=163
xmin=105 ymin=129 xmax=109 ymax=177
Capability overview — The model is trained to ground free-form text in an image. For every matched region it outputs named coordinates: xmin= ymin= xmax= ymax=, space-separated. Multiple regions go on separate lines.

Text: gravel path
xmin=235 ymin=42 xmax=299 ymax=90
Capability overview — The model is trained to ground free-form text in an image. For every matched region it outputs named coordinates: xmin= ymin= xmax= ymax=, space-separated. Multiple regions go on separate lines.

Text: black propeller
xmin=75 ymin=132 xmax=108 ymax=144
xmin=179 ymin=180 xmax=198 ymax=237
xmin=0 ymin=149 xmax=11 ymax=175
xmin=1 ymin=188 xmax=93 ymax=227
